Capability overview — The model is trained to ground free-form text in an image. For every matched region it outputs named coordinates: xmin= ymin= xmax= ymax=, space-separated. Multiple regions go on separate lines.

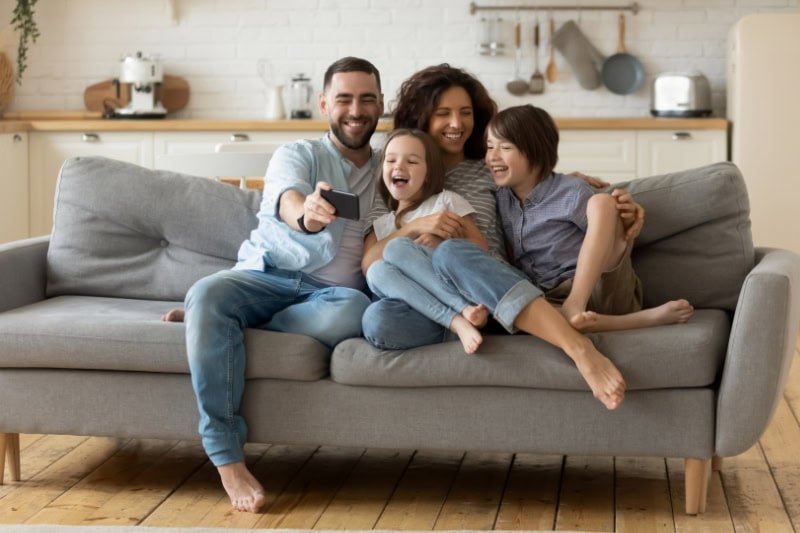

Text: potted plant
xmin=11 ymin=0 xmax=39 ymax=83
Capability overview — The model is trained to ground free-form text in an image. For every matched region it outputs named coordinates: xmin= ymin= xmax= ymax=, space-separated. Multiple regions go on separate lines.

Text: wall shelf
xmin=469 ymin=2 xmax=640 ymax=15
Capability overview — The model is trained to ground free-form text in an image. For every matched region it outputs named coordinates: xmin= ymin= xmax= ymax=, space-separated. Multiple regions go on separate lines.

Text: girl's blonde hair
xmin=379 ymin=128 xmax=446 ymax=228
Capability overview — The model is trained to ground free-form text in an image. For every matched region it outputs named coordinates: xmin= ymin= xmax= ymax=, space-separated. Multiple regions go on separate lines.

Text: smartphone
xmin=320 ymin=189 xmax=360 ymax=220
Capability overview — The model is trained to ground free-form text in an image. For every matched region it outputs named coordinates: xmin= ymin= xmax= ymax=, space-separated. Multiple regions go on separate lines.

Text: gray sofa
xmin=1 ymin=157 xmax=798 ymax=515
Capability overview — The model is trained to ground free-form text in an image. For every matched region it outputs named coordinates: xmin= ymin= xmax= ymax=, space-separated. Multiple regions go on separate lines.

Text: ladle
xmin=506 ymin=21 xmax=529 ymax=96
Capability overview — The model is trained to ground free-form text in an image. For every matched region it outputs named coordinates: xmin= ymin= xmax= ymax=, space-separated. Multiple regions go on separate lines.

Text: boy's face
xmin=383 ymin=135 xmax=428 ymax=205
xmin=485 ymin=129 xmax=538 ymax=193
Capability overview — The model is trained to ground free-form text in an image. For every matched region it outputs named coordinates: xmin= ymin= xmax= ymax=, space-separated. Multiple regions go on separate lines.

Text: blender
xmin=288 ymin=73 xmax=313 ymax=119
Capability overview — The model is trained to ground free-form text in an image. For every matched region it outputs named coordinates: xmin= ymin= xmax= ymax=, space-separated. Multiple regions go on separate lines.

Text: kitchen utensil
xmin=506 ymin=21 xmax=529 ymax=96
xmin=478 ymin=17 xmax=505 ymax=56
xmin=650 ymin=71 xmax=711 ymax=117
xmin=601 ymin=13 xmax=645 ymax=95
xmin=83 ymin=75 xmax=190 ymax=115
xmin=264 ymin=85 xmax=285 ymax=120
xmin=529 ymin=19 xmax=545 ymax=94
xmin=288 ymin=73 xmax=314 ymax=119
xmin=545 ymin=15 xmax=558 ymax=83
xmin=552 ymin=20 xmax=603 ymax=90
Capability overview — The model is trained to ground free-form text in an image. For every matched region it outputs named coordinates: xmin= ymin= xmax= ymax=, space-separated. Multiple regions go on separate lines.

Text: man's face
xmin=320 ymin=71 xmax=383 ymax=151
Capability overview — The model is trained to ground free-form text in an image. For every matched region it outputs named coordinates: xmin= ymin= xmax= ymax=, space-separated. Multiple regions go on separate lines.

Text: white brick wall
xmin=0 ymin=0 xmax=797 ymax=118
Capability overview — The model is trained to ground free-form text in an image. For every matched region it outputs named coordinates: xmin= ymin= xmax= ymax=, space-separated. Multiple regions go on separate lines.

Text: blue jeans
xmin=366 ymin=238 xmax=472 ymax=329
xmin=184 ymin=267 xmax=369 ymax=466
xmin=362 ymin=239 xmax=543 ymax=350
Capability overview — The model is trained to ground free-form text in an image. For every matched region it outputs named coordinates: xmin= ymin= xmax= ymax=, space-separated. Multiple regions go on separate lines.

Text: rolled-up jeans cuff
xmin=494 ymin=279 xmax=544 ymax=333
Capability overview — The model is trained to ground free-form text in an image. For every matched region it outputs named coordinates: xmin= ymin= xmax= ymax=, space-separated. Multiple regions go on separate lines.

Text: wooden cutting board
xmin=83 ymin=75 xmax=190 ymax=113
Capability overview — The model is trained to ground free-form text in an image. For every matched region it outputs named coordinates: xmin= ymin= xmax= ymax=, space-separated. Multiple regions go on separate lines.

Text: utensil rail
xmin=469 ymin=2 xmax=640 ymax=15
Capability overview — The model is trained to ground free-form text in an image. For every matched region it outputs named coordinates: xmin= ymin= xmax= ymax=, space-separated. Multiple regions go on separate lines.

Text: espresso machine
xmin=113 ymin=51 xmax=167 ymax=118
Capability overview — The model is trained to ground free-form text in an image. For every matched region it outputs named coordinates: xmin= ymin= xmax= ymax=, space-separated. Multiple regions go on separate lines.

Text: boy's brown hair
xmin=379 ymin=128 xmax=446 ymax=228
xmin=488 ymin=105 xmax=559 ymax=179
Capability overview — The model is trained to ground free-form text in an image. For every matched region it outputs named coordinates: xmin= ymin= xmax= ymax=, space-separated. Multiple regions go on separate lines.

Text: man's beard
xmin=330 ymin=117 xmax=378 ymax=150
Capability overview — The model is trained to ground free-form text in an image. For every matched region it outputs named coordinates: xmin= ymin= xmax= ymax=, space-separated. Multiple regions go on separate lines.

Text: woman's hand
xmin=570 ymin=171 xmax=610 ymax=189
xmin=611 ymin=188 xmax=645 ymax=241
xmin=405 ymin=210 xmax=464 ymax=240
xmin=414 ymin=233 xmax=444 ymax=248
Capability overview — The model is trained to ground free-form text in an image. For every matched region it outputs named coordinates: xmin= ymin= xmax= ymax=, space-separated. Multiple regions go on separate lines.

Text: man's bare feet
xmin=567 ymin=338 xmax=625 ymax=410
xmin=450 ymin=315 xmax=483 ymax=354
xmin=462 ymin=303 xmax=489 ymax=328
xmin=218 ymin=462 xmax=267 ymax=513
xmin=161 ymin=308 xmax=185 ymax=322
xmin=646 ymin=299 xmax=694 ymax=325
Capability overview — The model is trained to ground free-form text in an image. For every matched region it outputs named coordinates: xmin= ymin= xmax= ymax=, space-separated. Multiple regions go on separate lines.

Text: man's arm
xmin=279 ymin=182 xmax=337 ymax=234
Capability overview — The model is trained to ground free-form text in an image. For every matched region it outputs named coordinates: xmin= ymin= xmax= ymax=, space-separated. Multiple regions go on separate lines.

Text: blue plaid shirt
xmin=497 ymin=172 xmax=595 ymax=290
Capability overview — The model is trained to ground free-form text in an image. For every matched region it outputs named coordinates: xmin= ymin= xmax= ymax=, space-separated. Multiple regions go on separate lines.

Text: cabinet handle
xmin=82 ymin=133 xmax=100 ymax=143
xmin=230 ymin=133 xmax=250 ymax=142
xmin=672 ymin=132 xmax=693 ymax=141
xmin=13 ymin=133 xmax=23 ymax=143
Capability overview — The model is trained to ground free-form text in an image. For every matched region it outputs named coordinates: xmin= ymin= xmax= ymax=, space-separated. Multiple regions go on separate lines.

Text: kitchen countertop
xmin=0 ymin=111 xmax=729 ymax=132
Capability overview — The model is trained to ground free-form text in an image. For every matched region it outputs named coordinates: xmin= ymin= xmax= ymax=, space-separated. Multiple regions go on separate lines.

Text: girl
xmin=362 ymin=128 xmax=490 ymax=353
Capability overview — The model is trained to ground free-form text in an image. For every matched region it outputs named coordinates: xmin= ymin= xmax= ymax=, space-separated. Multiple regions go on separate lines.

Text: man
xmin=183 ymin=57 xmax=384 ymax=513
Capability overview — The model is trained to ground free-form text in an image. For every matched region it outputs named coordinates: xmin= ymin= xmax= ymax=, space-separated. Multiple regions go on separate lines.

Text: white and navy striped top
xmin=366 ymin=159 xmax=506 ymax=259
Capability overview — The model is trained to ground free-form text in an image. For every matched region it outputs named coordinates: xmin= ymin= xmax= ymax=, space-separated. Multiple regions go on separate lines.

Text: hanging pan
xmin=601 ymin=13 xmax=644 ymax=95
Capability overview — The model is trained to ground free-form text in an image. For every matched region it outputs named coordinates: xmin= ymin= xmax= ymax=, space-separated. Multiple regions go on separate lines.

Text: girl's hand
xmin=570 ymin=171 xmax=610 ymax=189
xmin=414 ymin=233 xmax=444 ymax=248
xmin=611 ymin=188 xmax=645 ymax=241
xmin=406 ymin=210 xmax=464 ymax=240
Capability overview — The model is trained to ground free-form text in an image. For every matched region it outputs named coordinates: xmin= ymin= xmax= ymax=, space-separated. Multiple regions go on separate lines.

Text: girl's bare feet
xmin=462 ymin=303 xmax=489 ymax=328
xmin=567 ymin=338 xmax=625 ymax=410
xmin=218 ymin=462 xmax=267 ymax=513
xmin=161 ymin=308 xmax=185 ymax=322
xmin=450 ymin=315 xmax=484 ymax=354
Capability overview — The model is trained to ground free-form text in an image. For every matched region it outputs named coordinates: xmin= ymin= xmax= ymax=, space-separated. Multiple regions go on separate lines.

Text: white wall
xmin=0 ymin=0 xmax=797 ymax=118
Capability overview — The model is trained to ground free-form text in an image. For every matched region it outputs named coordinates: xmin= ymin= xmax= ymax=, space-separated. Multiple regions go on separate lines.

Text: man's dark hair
xmin=489 ymin=105 xmax=559 ymax=179
xmin=323 ymin=57 xmax=381 ymax=92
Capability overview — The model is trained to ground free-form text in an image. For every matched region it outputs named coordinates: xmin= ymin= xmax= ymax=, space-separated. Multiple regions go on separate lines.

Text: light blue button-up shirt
xmin=234 ymin=134 xmax=380 ymax=275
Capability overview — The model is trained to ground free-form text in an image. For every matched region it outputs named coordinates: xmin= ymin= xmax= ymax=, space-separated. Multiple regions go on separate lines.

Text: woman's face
xmin=382 ymin=135 xmax=428 ymax=205
xmin=426 ymin=86 xmax=474 ymax=160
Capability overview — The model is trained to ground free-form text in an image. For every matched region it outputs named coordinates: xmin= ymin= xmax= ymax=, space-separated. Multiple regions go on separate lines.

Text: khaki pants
xmin=545 ymin=243 xmax=643 ymax=315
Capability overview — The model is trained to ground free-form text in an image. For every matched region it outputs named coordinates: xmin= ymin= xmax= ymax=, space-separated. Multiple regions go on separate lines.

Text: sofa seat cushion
xmin=331 ymin=309 xmax=729 ymax=391
xmin=0 ymin=296 xmax=330 ymax=381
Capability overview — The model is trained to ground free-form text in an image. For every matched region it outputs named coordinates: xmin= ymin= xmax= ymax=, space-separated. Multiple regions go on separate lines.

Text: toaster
xmin=650 ymin=72 xmax=712 ymax=117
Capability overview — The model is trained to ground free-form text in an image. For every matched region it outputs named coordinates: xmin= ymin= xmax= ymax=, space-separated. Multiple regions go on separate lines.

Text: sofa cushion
xmin=0 ymin=296 xmax=330 ymax=381
xmin=331 ymin=309 xmax=729 ymax=391
xmin=46 ymin=157 xmax=261 ymax=301
xmin=621 ymin=162 xmax=754 ymax=311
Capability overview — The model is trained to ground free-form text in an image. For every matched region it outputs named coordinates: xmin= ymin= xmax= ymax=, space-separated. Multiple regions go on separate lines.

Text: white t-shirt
xmin=371 ymin=190 xmax=475 ymax=241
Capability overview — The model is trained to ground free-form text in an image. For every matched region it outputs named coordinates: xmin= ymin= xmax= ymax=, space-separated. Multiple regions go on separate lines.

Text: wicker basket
xmin=0 ymin=52 xmax=15 ymax=113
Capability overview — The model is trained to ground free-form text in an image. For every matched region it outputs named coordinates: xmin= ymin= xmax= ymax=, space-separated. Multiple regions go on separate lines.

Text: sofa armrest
xmin=0 ymin=236 xmax=49 ymax=313
xmin=716 ymin=247 xmax=800 ymax=456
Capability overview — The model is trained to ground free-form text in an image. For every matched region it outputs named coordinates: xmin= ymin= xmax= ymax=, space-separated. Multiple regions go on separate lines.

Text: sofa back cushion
xmin=46 ymin=157 xmax=261 ymax=301
xmin=624 ymin=162 xmax=754 ymax=311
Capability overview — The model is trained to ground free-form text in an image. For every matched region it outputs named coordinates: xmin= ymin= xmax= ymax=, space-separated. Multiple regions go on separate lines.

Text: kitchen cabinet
xmin=637 ymin=130 xmax=727 ymax=178
xmin=557 ymin=130 xmax=638 ymax=182
xmin=28 ymin=131 xmax=154 ymax=237
xmin=0 ymin=133 xmax=29 ymax=243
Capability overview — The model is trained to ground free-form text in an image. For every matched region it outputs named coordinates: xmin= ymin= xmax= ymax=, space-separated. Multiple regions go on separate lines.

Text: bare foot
xmin=462 ymin=303 xmax=489 ymax=328
xmin=568 ymin=338 xmax=626 ymax=410
xmin=568 ymin=310 xmax=600 ymax=332
xmin=218 ymin=462 xmax=267 ymax=513
xmin=648 ymin=299 xmax=694 ymax=325
xmin=450 ymin=315 xmax=484 ymax=354
xmin=161 ymin=308 xmax=185 ymax=322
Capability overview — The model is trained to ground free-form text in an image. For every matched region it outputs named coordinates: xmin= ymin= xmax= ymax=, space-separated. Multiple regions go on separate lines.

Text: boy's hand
xmin=303 ymin=182 xmax=337 ymax=231
xmin=570 ymin=171 xmax=610 ymax=189
xmin=415 ymin=233 xmax=444 ymax=248
xmin=611 ymin=188 xmax=645 ymax=241
xmin=406 ymin=211 xmax=464 ymax=240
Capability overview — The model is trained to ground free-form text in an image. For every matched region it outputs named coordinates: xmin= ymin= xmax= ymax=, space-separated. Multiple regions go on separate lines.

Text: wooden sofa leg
xmin=0 ymin=433 xmax=6 ymax=485
xmin=685 ymin=458 xmax=711 ymax=515
xmin=8 ymin=433 xmax=20 ymax=481
xmin=712 ymin=455 xmax=723 ymax=472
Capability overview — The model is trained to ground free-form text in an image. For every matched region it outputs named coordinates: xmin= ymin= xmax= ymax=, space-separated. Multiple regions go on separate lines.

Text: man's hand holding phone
xmin=300 ymin=182 xmax=360 ymax=234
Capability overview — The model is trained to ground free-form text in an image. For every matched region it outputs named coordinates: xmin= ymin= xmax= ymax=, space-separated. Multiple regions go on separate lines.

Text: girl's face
xmin=427 ymin=86 xmax=474 ymax=160
xmin=485 ymin=129 xmax=537 ymax=193
xmin=383 ymin=135 xmax=428 ymax=205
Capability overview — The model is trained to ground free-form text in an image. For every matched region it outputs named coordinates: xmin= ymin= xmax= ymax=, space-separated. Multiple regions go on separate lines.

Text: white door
xmin=0 ymin=133 xmax=29 ymax=243
xmin=28 ymin=132 xmax=154 ymax=237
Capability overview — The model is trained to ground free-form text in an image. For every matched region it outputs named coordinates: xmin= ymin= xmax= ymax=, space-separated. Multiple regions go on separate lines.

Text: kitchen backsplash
xmin=0 ymin=0 xmax=797 ymax=118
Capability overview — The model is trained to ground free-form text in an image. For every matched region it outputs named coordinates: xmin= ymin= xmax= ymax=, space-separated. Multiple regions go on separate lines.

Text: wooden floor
xmin=1 ymin=343 xmax=799 ymax=532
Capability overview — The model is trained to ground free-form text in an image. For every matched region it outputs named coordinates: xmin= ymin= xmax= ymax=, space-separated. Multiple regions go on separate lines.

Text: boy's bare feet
xmin=450 ymin=315 xmax=484 ymax=354
xmin=566 ymin=310 xmax=600 ymax=331
xmin=218 ymin=462 xmax=267 ymax=513
xmin=462 ymin=303 xmax=489 ymax=328
xmin=645 ymin=299 xmax=694 ymax=325
xmin=161 ymin=308 xmax=185 ymax=322
xmin=567 ymin=338 xmax=625 ymax=410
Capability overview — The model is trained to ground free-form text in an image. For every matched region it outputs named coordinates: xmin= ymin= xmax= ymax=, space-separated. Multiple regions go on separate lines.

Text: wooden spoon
xmin=545 ymin=15 xmax=557 ymax=83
